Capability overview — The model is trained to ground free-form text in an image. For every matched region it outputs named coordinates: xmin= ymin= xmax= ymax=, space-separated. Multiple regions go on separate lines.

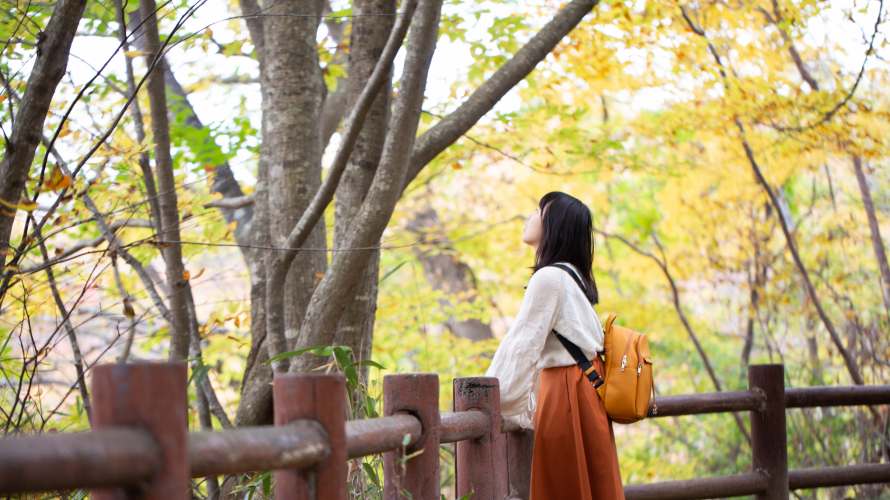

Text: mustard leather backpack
xmin=596 ymin=312 xmax=656 ymax=424
xmin=548 ymin=265 xmax=656 ymax=424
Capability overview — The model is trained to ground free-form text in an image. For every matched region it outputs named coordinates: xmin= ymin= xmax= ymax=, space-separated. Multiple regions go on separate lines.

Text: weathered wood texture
xmin=506 ymin=429 xmax=534 ymax=499
xmin=91 ymin=363 xmax=188 ymax=500
xmin=440 ymin=411 xmax=489 ymax=443
xmin=749 ymin=364 xmax=788 ymax=500
xmin=347 ymin=415 xmax=421 ymax=459
xmin=383 ymin=374 xmax=440 ymax=500
xmin=647 ymin=390 xmax=765 ymax=417
xmin=788 ymin=463 xmax=890 ymax=490
xmin=274 ymin=374 xmax=347 ymax=500
xmin=0 ymin=428 xmax=157 ymax=493
xmin=454 ymin=377 xmax=508 ymax=500
xmin=623 ymin=473 xmax=769 ymax=500
xmin=189 ymin=422 xmax=328 ymax=477
xmin=785 ymin=385 xmax=890 ymax=408
xmin=5 ymin=367 xmax=890 ymax=498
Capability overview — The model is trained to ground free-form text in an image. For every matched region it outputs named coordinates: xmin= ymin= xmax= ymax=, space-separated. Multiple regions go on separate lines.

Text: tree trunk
xmin=138 ymin=0 xmax=192 ymax=362
xmin=409 ymin=208 xmax=493 ymax=341
xmin=331 ymin=0 xmax=396 ymax=364
xmin=852 ymin=156 xmax=890 ymax=318
xmin=0 ymin=0 xmax=88 ymax=272
xmin=261 ymin=0 xmax=328 ymax=372
xmin=291 ymin=0 xmax=444 ymax=373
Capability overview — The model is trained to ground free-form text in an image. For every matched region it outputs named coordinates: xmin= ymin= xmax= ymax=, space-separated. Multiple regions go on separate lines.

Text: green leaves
xmin=362 ymin=461 xmax=380 ymax=487
xmin=187 ymin=360 xmax=211 ymax=389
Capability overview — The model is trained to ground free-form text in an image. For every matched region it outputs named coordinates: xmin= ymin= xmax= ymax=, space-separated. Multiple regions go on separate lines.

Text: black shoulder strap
xmin=551 ymin=263 xmax=587 ymax=295
xmin=548 ymin=264 xmax=603 ymax=389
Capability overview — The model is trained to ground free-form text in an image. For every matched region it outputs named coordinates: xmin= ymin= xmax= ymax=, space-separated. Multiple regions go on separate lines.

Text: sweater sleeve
xmin=485 ymin=268 xmax=564 ymax=425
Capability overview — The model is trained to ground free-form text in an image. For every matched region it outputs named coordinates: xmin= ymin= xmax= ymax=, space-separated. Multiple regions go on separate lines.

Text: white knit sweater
xmin=485 ymin=263 xmax=604 ymax=429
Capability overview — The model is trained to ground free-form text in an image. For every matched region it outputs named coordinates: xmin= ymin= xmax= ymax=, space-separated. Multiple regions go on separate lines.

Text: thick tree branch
xmin=401 ymin=0 xmax=599 ymax=192
xmin=139 ymin=0 xmax=192 ymax=362
xmin=263 ymin=0 xmax=419 ymax=371
xmin=115 ymin=0 xmax=163 ymax=236
xmin=320 ymin=0 xmax=351 ymax=148
xmin=289 ymin=0 xmax=444 ymax=373
xmin=0 ymin=0 xmax=89 ymax=271
xmin=204 ymin=192 xmax=255 ymax=210
xmin=851 ymin=156 xmax=890 ymax=320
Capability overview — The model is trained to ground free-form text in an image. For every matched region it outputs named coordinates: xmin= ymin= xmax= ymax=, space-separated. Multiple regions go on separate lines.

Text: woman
xmin=485 ymin=191 xmax=624 ymax=500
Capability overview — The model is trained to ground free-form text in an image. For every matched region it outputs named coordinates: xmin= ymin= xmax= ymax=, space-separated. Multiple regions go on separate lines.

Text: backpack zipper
xmin=620 ymin=332 xmax=635 ymax=372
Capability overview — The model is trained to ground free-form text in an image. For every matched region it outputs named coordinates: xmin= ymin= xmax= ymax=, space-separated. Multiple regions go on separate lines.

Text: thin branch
xmin=402 ymin=0 xmax=600 ymax=192
xmin=204 ymin=192 xmax=255 ymax=210
xmin=18 ymin=219 xmax=152 ymax=274
xmin=678 ymin=1 xmax=867 ymax=387
xmin=35 ymin=226 xmax=92 ymax=424
xmin=596 ymin=227 xmax=753 ymax=445
xmin=111 ymin=255 xmax=138 ymax=364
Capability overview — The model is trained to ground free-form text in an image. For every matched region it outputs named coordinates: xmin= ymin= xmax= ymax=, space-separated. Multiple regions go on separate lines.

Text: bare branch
xmin=18 ymin=219 xmax=152 ymax=274
xmin=0 ymin=0 xmax=89 ymax=274
xmin=139 ymin=0 xmax=195 ymax=362
xmin=851 ymin=156 xmax=890 ymax=321
xmin=401 ymin=0 xmax=599 ymax=192
xmin=678 ymin=1 xmax=867 ymax=387
xmin=596 ymin=228 xmax=752 ymax=445
xmin=35 ymin=227 xmax=92 ymax=424
xmin=204 ymin=192 xmax=255 ymax=210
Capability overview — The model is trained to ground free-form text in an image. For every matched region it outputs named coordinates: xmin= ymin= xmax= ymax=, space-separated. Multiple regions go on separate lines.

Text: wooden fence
xmin=0 ymin=363 xmax=889 ymax=499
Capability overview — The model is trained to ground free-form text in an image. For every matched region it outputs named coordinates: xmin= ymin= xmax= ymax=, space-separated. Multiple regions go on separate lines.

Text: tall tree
xmin=0 ymin=0 xmax=88 ymax=279
xmin=331 ymin=0 xmax=397 ymax=362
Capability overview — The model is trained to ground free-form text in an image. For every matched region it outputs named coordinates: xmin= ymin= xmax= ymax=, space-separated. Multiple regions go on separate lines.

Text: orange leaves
xmin=183 ymin=269 xmax=205 ymax=281
xmin=44 ymin=164 xmax=72 ymax=191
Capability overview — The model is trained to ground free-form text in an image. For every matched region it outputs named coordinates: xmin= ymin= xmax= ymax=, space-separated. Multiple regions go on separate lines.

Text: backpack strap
xmin=548 ymin=264 xmax=604 ymax=389
xmin=551 ymin=263 xmax=587 ymax=295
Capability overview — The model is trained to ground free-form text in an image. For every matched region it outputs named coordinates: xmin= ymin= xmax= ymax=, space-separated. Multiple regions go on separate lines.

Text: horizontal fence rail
xmin=0 ymin=363 xmax=888 ymax=499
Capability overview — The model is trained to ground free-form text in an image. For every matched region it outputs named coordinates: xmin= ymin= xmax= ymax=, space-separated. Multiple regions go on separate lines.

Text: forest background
xmin=0 ymin=0 xmax=888 ymax=496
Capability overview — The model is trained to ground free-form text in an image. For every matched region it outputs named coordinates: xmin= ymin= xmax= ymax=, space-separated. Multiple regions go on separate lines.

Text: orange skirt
xmin=530 ymin=357 xmax=625 ymax=500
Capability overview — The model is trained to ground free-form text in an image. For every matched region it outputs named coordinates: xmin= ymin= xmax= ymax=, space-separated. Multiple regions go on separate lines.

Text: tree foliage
xmin=0 ymin=0 xmax=888 ymax=496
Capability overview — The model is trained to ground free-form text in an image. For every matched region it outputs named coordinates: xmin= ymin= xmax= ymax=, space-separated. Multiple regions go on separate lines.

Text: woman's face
xmin=522 ymin=206 xmax=544 ymax=249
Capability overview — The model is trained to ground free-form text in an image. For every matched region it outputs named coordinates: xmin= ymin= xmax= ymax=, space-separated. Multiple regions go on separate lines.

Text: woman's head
xmin=525 ymin=191 xmax=599 ymax=304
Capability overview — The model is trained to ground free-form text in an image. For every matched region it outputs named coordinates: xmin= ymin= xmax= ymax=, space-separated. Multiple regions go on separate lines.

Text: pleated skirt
xmin=530 ymin=357 xmax=625 ymax=500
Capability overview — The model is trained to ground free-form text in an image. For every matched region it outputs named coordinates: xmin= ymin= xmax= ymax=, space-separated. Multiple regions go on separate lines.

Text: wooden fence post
xmin=454 ymin=377 xmax=508 ymax=500
xmin=274 ymin=373 xmax=347 ymax=500
xmin=383 ymin=374 xmax=440 ymax=500
xmin=91 ymin=363 xmax=189 ymax=500
xmin=506 ymin=429 xmax=534 ymax=499
xmin=749 ymin=364 xmax=788 ymax=500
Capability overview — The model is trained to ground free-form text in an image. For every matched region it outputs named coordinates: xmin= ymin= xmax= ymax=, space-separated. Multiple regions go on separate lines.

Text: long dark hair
xmin=532 ymin=191 xmax=599 ymax=305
